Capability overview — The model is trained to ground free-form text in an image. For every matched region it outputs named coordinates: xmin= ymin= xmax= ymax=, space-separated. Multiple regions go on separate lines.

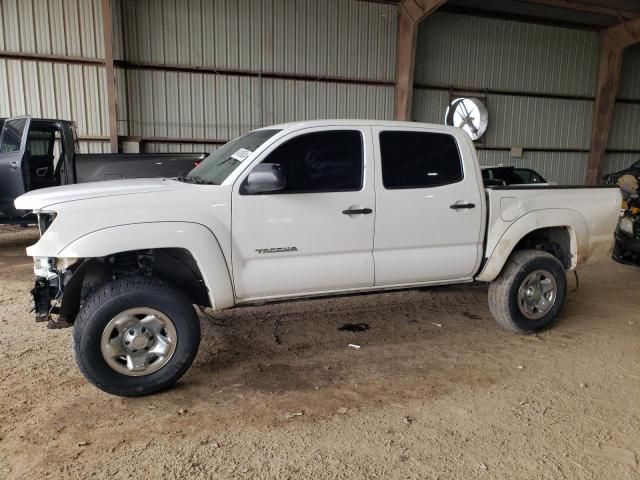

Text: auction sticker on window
xmin=231 ymin=148 xmax=253 ymax=161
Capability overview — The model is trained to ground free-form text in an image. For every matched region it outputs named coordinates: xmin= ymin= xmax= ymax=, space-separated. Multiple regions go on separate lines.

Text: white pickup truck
xmin=15 ymin=120 xmax=621 ymax=397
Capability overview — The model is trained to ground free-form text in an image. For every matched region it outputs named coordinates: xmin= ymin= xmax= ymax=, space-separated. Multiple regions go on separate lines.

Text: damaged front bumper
xmin=30 ymin=257 xmax=77 ymax=325
xmin=32 ymin=276 xmax=56 ymax=322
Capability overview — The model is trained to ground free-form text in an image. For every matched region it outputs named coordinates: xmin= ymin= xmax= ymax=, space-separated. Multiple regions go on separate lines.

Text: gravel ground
xmin=0 ymin=225 xmax=638 ymax=479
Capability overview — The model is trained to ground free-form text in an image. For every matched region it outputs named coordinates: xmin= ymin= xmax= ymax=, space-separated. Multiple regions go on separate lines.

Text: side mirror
xmin=242 ymin=163 xmax=285 ymax=194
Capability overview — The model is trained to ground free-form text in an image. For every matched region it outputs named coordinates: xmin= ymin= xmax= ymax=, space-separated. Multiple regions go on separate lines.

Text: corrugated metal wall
xmin=618 ymin=44 xmax=640 ymax=100
xmin=116 ymin=0 xmax=397 ymax=151
xmin=2 ymin=2 xmax=637 ymax=170
xmin=414 ymin=14 xmax=598 ymax=96
xmin=603 ymin=152 xmax=638 ymax=174
xmin=0 ymin=0 xmax=110 ymax=152
xmin=0 ymin=0 xmax=105 ymax=58
xmin=413 ymin=12 xmax=600 ymax=184
xmin=607 ymin=102 xmax=640 ymax=151
xmin=144 ymin=143 xmax=221 ymax=154
xmin=605 ymin=44 xmax=640 ymax=175
xmin=121 ymin=70 xmax=393 ymax=141
xmin=413 ymin=88 xmax=593 ymax=149
xmin=120 ymin=0 xmax=396 ymax=80
xmin=0 ymin=0 xmax=396 ymax=154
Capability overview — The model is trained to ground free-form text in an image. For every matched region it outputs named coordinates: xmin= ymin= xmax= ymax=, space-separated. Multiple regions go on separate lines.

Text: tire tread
xmin=73 ymin=276 xmax=200 ymax=396
xmin=488 ymin=249 xmax=566 ymax=334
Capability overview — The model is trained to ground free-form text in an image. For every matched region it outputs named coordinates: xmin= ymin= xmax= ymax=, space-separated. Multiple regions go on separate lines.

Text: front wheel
xmin=73 ymin=276 xmax=201 ymax=396
xmin=488 ymin=250 xmax=567 ymax=334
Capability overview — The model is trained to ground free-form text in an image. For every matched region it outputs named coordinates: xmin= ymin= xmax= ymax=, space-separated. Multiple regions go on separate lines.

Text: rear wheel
xmin=73 ymin=276 xmax=200 ymax=396
xmin=488 ymin=250 xmax=567 ymax=333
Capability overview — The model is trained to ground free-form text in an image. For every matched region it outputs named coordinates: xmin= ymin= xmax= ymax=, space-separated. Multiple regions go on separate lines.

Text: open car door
xmin=0 ymin=116 xmax=32 ymax=218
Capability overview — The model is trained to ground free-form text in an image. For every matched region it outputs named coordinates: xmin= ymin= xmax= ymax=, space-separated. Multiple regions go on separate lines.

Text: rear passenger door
xmin=232 ymin=127 xmax=375 ymax=300
xmin=372 ymin=127 xmax=484 ymax=286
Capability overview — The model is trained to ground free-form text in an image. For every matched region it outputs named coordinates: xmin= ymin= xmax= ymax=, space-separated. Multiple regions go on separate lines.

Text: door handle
xmin=449 ymin=202 xmax=475 ymax=210
xmin=9 ymin=161 xmax=19 ymax=169
xmin=342 ymin=208 xmax=373 ymax=215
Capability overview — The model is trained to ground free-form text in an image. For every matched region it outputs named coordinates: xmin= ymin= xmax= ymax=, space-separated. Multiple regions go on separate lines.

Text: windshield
xmin=184 ymin=129 xmax=281 ymax=184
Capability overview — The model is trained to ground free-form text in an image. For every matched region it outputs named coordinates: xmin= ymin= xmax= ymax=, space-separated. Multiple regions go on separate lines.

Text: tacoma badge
xmin=255 ymin=247 xmax=298 ymax=254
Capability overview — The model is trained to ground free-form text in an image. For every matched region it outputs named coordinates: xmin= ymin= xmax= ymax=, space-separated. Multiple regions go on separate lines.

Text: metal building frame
xmin=1 ymin=0 xmax=638 ymax=184
xmin=392 ymin=0 xmax=640 ymax=183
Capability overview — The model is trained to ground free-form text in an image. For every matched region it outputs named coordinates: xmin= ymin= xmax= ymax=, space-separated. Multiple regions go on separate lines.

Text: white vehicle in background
xmin=15 ymin=120 xmax=621 ymax=397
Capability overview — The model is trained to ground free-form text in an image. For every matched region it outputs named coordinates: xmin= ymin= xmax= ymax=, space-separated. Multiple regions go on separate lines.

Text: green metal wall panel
xmin=415 ymin=12 xmax=599 ymax=96
xmin=413 ymin=12 xmax=601 ymax=184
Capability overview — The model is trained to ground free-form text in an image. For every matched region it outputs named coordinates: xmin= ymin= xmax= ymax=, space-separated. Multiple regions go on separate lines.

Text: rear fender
xmin=477 ymin=209 xmax=587 ymax=282
xmin=57 ymin=222 xmax=234 ymax=309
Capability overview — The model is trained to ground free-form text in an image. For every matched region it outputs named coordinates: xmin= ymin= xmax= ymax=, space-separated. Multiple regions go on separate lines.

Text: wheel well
xmin=512 ymin=227 xmax=572 ymax=269
xmin=59 ymin=248 xmax=210 ymax=323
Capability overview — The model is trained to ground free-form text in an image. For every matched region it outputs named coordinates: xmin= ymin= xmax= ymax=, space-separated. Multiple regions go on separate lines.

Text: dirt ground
xmin=0 ymin=226 xmax=638 ymax=479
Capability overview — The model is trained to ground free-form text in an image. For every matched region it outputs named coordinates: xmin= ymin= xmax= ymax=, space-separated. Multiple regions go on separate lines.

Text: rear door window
xmin=379 ymin=131 xmax=462 ymax=189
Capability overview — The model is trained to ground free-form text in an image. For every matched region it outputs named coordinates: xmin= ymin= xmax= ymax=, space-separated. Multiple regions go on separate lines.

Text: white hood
xmin=19 ymin=178 xmax=232 ymax=258
xmin=15 ymin=178 xmax=183 ymax=211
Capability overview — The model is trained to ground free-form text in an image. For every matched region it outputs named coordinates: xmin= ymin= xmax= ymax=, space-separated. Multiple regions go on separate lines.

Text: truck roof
xmin=262 ymin=119 xmax=461 ymax=133
xmin=2 ymin=116 xmax=75 ymax=128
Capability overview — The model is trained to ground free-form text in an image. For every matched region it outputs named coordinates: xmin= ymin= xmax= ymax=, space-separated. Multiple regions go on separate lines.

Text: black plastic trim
xmin=450 ymin=203 xmax=476 ymax=209
xmin=342 ymin=208 xmax=373 ymax=215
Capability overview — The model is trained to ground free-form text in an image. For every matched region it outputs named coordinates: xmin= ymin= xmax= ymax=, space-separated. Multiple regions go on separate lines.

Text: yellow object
xmin=617 ymin=174 xmax=638 ymax=196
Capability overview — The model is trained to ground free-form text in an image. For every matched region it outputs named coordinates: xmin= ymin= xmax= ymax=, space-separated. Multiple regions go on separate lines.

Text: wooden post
xmin=586 ymin=36 xmax=623 ymax=185
xmin=586 ymin=17 xmax=640 ymax=184
xmin=394 ymin=0 xmax=447 ymax=121
xmin=101 ymin=0 xmax=119 ymax=153
xmin=394 ymin=9 xmax=418 ymax=121
xmin=586 ymin=18 xmax=640 ymax=185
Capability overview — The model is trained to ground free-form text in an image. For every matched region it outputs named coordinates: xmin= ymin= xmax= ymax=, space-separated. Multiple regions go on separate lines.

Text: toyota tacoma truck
xmin=15 ymin=120 xmax=621 ymax=397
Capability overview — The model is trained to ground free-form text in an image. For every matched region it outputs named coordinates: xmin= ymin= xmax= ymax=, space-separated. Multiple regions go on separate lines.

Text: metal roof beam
xmin=606 ymin=16 xmax=640 ymax=47
xmin=514 ymin=0 xmax=640 ymax=20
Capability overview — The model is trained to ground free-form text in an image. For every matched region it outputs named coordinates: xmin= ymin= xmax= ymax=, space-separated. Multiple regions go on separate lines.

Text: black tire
xmin=73 ymin=276 xmax=200 ymax=396
xmin=488 ymin=249 xmax=567 ymax=334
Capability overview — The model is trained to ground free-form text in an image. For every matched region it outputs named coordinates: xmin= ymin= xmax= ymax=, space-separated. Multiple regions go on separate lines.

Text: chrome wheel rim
xmin=100 ymin=307 xmax=177 ymax=376
xmin=517 ymin=270 xmax=557 ymax=320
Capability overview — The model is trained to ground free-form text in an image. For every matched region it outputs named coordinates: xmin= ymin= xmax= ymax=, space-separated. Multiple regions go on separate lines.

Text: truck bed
xmin=478 ymin=185 xmax=621 ymax=280
xmin=74 ymin=153 xmax=206 ymax=183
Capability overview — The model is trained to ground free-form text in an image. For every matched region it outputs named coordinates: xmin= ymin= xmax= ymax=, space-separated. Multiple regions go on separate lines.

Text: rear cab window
xmin=27 ymin=129 xmax=55 ymax=157
xmin=379 ymin=131 xmax=463 ymax=189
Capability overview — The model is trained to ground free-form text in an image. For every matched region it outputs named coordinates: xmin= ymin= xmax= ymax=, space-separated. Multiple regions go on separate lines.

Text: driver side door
xmin=231 ymin=127 xmax=375 ymax=301
xmin=0 ymin=116 xmax=31 ymax=217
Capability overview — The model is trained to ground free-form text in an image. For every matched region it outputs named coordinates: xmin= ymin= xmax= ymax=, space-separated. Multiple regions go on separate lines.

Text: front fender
xmin=476 ymin=209 xmax=587 ymax=282
xmin=55 ymin=222 xmax=235 ymax=310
